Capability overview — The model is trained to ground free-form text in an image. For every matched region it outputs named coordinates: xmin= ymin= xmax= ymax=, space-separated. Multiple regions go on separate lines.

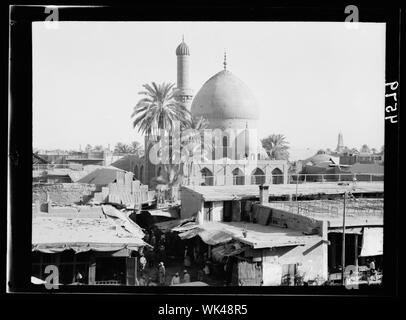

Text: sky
xmin=33 ymin=21 xmax=385 ymax=157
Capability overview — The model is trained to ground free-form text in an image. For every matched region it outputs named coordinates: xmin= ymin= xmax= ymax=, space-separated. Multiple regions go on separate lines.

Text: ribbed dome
xmin=176 ymin=41 xmax=190 ymax=56
xmin=191 ymin=70 xmax=259 ymax=121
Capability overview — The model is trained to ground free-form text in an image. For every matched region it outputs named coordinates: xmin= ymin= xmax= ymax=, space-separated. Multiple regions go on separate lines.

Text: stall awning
xmin=147 ymin=209 xmax=178 ymax=218
xmin=178 ymin=228 xmax=233 ymax=246
xmin=172 ymin=222 xmax=199 ymax=233
xmin=154 ymin=217 xmax=195 ymax=233
xmin=211 ymin=243 xmax=246 ymax=262
xmin=32 ymin=242 xmax=145 ymax=254
xmin=360 ymin=227 xmax=383 ymax=257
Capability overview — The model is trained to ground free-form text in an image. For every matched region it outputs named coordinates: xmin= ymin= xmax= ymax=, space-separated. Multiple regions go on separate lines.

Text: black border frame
xmin=6 ymin=3 xmax=402 ymax=300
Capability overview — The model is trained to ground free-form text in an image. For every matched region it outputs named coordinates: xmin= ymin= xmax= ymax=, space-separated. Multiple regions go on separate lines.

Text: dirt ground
xmin=137 ymin=256 xmax=226 ymax=286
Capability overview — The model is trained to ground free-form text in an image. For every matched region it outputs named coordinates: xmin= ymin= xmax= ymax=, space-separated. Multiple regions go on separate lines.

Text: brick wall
xmin=32 ymin=183 xmax=97 ymax=205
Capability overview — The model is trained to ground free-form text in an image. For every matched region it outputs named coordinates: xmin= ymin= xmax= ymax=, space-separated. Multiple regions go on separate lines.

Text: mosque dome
xmin=191 ymin=70 xmax=259 ymax=125
xmin=176 ymin=41 xmax=190 ymax=56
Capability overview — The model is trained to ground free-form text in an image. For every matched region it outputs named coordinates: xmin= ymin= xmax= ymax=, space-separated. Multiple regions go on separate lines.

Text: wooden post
xmin=126 ymin=257 xmax=137 ymax=286
xmin=341 ymin=192 xmax=346 ymax=285
xmin=354 ymin=234 xmax=358 ymax=271
xmin=88 ymin=256 xmax=96 ymax=285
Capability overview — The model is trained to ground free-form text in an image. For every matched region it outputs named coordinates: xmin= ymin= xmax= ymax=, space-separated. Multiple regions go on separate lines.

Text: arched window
xmin=223 ymin=135 xmax=228 ymax=158
xmin=157 ymin=166 xmax=162 ymax=177
xmin=232 ymin=168 xmax=245 ymax=185
xmin=200 ymin=167 xmax=213 ymax=186
xmin=272 ymin=168 xmax=283 ymax=184
xmin=251 ymin=168 xmax=265 ymax=185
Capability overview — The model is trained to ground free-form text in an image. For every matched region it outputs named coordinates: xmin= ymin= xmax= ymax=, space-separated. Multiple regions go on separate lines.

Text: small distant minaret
xmin=174 ymin=36 xmax=193 ymax=109
xmin=336 ymin=132 xmax=344 ymax=153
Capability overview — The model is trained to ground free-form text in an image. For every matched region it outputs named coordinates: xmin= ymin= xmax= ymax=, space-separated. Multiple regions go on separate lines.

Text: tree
xmin=85 ymin=144 xmax=92 ymax=153
xmin=371 ymin=148 xmax=377 ymax=154
xmin=380 ymin=145 xmax=384 ymax=154
xmin=179 ymin=116 xmax=211 ymax=185
xmin=156 ymin=116 xmax=211 ymax=187
xmin=260 ymin=134 xmax=290 ymax=160
xmin=93 ymin=145 xmax=104 ymax=152
xmin=131 ymin=141 xmax=142 ymax=154
xmin=350 ymin=148 xmax=359 ymax=155
xmin=131 ymin=82 xmax=191 ymax=136
xmin=114 ymin=142 xmax=132 ymax=154
xmin=360 ymin=144 xmax=370 ymax=153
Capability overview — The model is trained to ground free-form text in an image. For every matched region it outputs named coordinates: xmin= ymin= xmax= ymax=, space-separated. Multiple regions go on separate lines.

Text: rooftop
xmin=174 ymin=220 xmax=320 ymax=249
xmin=77 ymin=166 xmax=124 ymax=185
xmin=32 ymin=204 xmax=148 ymax=253
xmin=265 ymin=199 xmax=383 ymax=228
xmin=183 ymin=182 xmax=384 ymax=201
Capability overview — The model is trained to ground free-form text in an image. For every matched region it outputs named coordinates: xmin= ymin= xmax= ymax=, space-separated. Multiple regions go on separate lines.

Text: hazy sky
xmin=33 ymin=21 xmax=385 ymax=154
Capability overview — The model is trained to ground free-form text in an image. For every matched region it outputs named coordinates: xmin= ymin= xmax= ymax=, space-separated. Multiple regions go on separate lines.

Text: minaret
xmin=336 ymin=132 xmax=344 ymax=153
xmin=174 ymin=36 xmax=193 ymax=109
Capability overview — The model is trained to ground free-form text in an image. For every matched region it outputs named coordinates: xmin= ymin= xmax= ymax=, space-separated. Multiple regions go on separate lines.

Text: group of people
xmin=170 ymin=269 xmax=191 ymax=285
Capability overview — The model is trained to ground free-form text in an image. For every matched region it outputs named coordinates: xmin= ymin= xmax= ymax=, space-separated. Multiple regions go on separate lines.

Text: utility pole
xmin=341 ymin=191 xmax=347 ymax=285
xmin=296 ymin=173 xmax=299 ymax=214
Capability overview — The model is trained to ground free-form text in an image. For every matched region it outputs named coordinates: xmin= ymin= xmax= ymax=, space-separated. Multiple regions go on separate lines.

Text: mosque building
xmin=132 ymin=38 xmax=288 ymax=188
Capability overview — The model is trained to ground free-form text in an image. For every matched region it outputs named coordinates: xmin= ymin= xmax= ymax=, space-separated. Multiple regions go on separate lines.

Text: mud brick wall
xmin=32 ymin=183 xmax=97 ymax=205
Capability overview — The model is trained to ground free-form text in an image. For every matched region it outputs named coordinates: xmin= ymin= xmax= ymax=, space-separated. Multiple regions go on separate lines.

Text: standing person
xmin=183 ymin=270 xmax=191 ymax=283
xmin=139 ymin=254 xmax=147 ymax=272
xmin=159 ymin=244 xmax=166 ymax=264
xmin=369 ymin=259 xmax=376 ymax=281
xmin=197 ymin=268 xmax=204 ymax=282
xmin=158 ymin=262 xmax=166 ymax=286
xmin=184 ymin=246 xmax=191 ymax=267
xmin=147 ymin=277 xmax=157 ymax=286
xmin=150 ymin=247 xmax=156 ymax=268
xmin=160 ymin=234 xmax=166 ymax=246
xmin=74 ymin=270 xmax=83 ymax=284
xmin=171 ymin=272 xmax=181 ymax=285
xmin=150 ymin=233 xmax=156 ymax=247
xmin=203 ymin=262 xmax=210 ymax=276
xmin=139 ymin=275 xmax=146 ymax=286
xmin=144 ymin=230 xmax=151 ymax=244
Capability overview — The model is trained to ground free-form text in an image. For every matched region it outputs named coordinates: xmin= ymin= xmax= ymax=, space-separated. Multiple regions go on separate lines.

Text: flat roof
xmin=32 ymin=205 xmax=148 ymax=252
xmin=265 ymin=199 xmax=383 ymax=228
xmin=183 ymin=182 xmax=384 ymax=201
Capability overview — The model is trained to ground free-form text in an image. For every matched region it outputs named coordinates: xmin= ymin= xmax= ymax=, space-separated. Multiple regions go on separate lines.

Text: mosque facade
xmin=132 ymin=39 xmax=288 ymax=188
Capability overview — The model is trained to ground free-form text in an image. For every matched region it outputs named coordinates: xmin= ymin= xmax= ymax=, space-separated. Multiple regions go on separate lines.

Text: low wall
xmin=32 ymin=183 xmax=97 ymax=205
xmin=252 ymin=204 xmax=323 ymax=235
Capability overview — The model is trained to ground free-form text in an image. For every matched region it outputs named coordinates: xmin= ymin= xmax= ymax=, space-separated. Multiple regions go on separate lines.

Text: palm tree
xmin=260 ymin=134 xmax=290 ymax=160
xmin=131 ymin=82 xmax=191 ymax=136
xmin=158 ymin=116 xmax=211 ymax=186
xmin=130 ymin=141 xmax=143 ymax=155
xmin=152 ymin=163 xmax=183 ymax=201
xmin=180 ymin=116 xmax=211 ymax=185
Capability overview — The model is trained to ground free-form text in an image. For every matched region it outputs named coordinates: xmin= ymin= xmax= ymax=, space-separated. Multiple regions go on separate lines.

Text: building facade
xmin=133 ymin=39 xmax=288 ymax=188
